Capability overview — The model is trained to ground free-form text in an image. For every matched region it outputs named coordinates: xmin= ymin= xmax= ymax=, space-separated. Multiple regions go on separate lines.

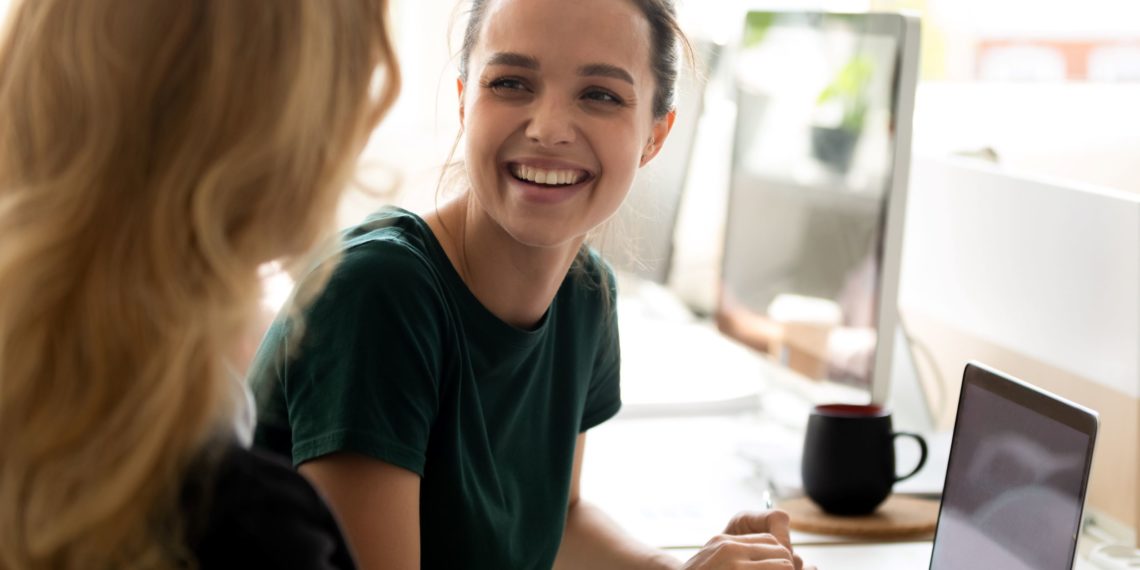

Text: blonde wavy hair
xmin=0 ymin=0 xmax=400 ymax=568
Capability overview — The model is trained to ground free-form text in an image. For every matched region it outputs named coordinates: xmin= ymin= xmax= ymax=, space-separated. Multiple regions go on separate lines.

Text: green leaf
xmin=743 ymin=12 xmax=776 ymax=48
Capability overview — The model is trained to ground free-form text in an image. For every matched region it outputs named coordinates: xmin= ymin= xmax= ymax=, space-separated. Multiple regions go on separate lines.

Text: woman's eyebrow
xmin=486 ymin=52 xmax=538 ymax=69
xmin=485 ymin=52 xmax=635 ymax=86
xmin=579 ymin=63 xmax=635 ymax=85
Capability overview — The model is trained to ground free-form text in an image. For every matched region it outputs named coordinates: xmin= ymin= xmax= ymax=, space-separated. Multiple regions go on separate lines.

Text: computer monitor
xmin=717 ymin=12 xmax=920 ymax=405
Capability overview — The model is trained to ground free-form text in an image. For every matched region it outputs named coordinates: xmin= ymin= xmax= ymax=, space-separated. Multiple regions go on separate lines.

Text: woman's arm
xmin=554 ymin=434 xmax=809 ymax=570
xmin=300 ymin=453 xmax=421 ymax=570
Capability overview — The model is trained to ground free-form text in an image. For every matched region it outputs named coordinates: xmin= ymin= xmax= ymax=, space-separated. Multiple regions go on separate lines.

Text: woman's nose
xmin=525 ymin=98 xmax=575 ymax=147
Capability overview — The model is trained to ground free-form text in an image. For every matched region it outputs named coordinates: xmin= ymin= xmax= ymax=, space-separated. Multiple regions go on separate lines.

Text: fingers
xmin=724 ymin=509 xmax=793 ymax=550
xmin=684 ymin=531 xmax=805 ymax=570
xmin=705 ymin=532 xmax=788 ymax=550
xmin=765 ymin=510 xmax=792 ymax=549
xmin=705 ymin=533 xmax=793 ymax=560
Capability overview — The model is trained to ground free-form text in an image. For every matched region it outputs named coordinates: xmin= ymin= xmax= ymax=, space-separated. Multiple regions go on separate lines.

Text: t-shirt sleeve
xmin=580 ymin=260 xmax=622 ymax=432
xmin=280 ymin=241 xmax=447 ymax=476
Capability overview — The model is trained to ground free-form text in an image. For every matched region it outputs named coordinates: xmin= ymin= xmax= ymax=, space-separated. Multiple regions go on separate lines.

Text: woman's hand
xmin=679 ymin=510 xmax=815 ymax=570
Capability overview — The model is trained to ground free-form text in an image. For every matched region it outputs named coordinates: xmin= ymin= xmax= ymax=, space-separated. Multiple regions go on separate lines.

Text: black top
xmin=183 ymin=442 xmax=355 ymax=569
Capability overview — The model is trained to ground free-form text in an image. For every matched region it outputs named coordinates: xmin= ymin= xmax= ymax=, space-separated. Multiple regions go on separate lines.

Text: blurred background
xmin=3 ymin=0 xmax=1132 ymax=217
xmin=346 ymin=0 xmax=1140 ymax=214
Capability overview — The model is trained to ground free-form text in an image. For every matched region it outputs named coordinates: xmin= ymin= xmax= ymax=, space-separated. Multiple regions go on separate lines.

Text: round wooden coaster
xmin=778 ymin=495 xmax=939 ymax=539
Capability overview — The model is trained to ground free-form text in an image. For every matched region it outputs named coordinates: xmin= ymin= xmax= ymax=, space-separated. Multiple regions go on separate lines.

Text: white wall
xmin=930 ymin=0 xmax=1140 ymax=38
xmin=912 ymin=83 xmax=1140 ymax=196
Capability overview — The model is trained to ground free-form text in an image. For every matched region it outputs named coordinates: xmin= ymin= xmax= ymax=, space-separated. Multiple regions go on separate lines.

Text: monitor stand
xmin=888 ymin=323 xmax=937 ymax=433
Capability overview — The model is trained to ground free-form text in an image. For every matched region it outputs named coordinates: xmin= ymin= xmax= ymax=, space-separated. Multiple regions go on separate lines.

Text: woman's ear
xmin=639 ymin=109 xmax=677 ymax=166
xmin=457 ymin=77 xmax=467 ymax=124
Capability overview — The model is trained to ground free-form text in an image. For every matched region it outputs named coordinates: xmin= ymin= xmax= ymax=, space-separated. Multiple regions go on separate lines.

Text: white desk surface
xmin=664 ymin=542 xmax=1104 ymax=569
xmin=581 ymin=413 xmax=933 ymax=548
xmin=585 ymin=383 xmax=1100 ymax=569
xmin=664 ymin=542 xmax=933 ymax=569
xmin=595 ymin=287 xmax=930 ymax=552
xmin=591 ymin=286 xmax=1103 ymax=569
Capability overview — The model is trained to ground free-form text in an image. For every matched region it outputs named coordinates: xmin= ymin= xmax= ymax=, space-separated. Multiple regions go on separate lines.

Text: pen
xmin=762 ymin=489 xmax=774 ymax=511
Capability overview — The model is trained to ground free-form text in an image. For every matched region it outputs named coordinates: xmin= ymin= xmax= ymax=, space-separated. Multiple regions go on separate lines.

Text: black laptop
xmin=929 ymin=362 xmax=1099 ymax=570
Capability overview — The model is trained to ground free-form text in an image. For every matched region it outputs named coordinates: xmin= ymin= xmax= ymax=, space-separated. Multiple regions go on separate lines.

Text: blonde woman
xmin=0 ymin=1 xmax=399 ymax=568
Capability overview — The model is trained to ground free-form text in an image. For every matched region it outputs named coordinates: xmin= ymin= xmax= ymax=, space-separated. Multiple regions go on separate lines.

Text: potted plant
xmin=811 ymin=55 xmax=874 ymax=173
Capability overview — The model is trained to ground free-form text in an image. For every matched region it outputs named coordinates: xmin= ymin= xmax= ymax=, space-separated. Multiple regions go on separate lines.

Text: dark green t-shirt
xmin=248 ymin=207 xmax=622 ymax=569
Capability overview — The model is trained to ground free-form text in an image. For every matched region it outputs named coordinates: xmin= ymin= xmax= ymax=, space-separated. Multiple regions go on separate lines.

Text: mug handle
xmin=893 ymin=432 xmax=928 ymax=483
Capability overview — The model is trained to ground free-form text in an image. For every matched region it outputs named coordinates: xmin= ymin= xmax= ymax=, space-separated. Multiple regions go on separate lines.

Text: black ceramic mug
xmin=801 ymin=404 xmax=928 ymax=515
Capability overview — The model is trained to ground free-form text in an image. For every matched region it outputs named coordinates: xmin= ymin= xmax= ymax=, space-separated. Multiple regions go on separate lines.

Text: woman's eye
xmin=487 ymin=78 xmax=529 ymax=93
xmin=582 ymin=89 xmax=623 ymax=106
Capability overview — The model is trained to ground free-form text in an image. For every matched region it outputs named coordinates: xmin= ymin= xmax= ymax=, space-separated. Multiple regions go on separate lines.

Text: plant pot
xmin=810 ymin=126 xmax=860 ymax=173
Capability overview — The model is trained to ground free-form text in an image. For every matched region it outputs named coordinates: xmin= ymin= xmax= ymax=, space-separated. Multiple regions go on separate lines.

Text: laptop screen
xmin=930 ymin=364 xmax=1097 ymax=570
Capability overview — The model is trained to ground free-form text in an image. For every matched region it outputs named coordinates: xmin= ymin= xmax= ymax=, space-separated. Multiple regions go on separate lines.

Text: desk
xmin=581 ymin=413 xmax=920 ymax=548
xmin=590 ymin=286 xmax=1104 ymax=568
xmin=582 ymin=411 xmax=1102 ymax=569
xmin=664 ymin=543 xmax=1106 ymax=569
xmin=594 ymin=285 xmax=928 ymax=550
xmin=665 ymin=542 xmax=933 ymax=568
xmin=581 ymin=413 xmax=946 ymax=568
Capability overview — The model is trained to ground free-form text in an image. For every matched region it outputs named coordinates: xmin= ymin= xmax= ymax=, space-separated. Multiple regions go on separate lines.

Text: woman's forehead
xmin=474 ymin=0 xmax=653 ymax=78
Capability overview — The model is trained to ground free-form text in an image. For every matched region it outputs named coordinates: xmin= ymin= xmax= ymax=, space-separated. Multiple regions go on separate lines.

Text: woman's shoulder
xmin=186 ymin=443 xmax=356 ymax=569
xmin=330 ymin=206 xmax=450 ymax=287
xmin=344 ymin=206 xmax=436 ymax=258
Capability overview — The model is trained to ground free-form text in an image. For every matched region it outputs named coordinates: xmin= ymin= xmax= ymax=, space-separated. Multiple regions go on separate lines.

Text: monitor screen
xmin=717 ymin=12 xmax=917 ymax=396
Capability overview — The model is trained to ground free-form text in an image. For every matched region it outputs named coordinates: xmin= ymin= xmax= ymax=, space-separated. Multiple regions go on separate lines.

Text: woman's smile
xmin=503 ymin=158 xmax=596 ymax=205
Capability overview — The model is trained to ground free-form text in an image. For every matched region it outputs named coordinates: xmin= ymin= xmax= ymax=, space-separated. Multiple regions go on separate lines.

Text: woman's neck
xmin=424 ymin=194 xmax=583 ymax=330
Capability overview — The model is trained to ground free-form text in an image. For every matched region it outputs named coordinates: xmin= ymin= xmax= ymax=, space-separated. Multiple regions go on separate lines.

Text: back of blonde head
xmin=0 ymin=0 xmax=399 ymax=567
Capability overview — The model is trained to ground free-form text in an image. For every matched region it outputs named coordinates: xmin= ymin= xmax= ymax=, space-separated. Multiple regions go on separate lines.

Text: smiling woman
xmin=245 ymin=1 xmax=811 ymax=569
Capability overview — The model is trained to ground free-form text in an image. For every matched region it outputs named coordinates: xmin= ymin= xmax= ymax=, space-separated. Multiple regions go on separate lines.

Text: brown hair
xmin=0 ymin=0 xmax=399 ymax=567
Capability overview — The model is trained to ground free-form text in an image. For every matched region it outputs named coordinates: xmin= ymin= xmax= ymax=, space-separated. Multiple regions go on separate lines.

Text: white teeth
xmin=511 ymin=164 xmax=585 ymax=186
